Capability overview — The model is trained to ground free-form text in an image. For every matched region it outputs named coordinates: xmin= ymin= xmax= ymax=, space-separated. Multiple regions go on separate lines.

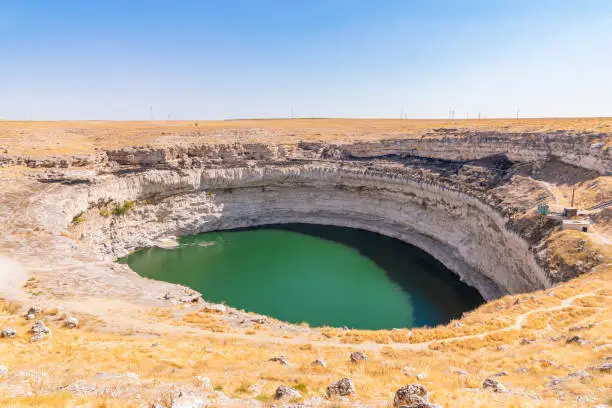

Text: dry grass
xmin=1 ymin=117 xmax=611 ymax=157
xmin=0 ymin=267 xmax=608 ymax=407
xmin=546 ymin=230 xmax=611 ymax=273
xmin=181 ymin=309 xmax=229 ymax=332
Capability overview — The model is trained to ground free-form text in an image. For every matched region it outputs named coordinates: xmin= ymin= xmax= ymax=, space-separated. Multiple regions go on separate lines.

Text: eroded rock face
xmin=38 ymin=162 xmax=552 ymax=302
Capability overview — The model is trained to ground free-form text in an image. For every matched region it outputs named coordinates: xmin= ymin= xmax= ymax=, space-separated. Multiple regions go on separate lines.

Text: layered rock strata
xmin=34 ymin=156 xmax=550 ymax=301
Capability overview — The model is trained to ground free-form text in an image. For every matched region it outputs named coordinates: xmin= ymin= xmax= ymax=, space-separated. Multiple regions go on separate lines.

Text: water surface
xmin=120 ymin=224 xmax=483 ymax=329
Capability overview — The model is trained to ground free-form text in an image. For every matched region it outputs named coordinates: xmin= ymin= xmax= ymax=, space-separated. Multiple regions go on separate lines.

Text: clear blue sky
xmin=1 ymin=0 xmax=611 ymax=120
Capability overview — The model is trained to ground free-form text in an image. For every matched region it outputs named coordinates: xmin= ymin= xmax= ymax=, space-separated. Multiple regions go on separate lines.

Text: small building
xmin=562 ymin=219 xmax=590 ymax=232
xmin=563 ymin=207 xmax=578 ymax=217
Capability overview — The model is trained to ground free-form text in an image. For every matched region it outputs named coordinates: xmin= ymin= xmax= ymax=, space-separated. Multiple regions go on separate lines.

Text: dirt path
xmin=93 ymin=289 xmax=608 ymax=353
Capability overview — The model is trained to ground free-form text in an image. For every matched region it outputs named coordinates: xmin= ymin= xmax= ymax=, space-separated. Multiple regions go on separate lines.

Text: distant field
xmin=1 ymin=117 xmax=611 ymax=157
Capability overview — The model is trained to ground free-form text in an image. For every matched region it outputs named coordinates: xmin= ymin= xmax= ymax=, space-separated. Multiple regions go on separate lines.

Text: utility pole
xmin=149 ymin=105 xmax=153 ymax=121
xmin=516 ymin=108 xmax=520 ymax=120
xmin=571 ymin=187 xmax=576 ymax=208
xmin=291 ymin=109 xmax=294 ymax=119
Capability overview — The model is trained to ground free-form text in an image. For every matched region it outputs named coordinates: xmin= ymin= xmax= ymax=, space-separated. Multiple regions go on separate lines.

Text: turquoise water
xmin=120 ymin=224 xmax=483 ymax=329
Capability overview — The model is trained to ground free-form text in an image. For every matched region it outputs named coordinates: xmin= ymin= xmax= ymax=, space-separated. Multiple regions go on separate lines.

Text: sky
xmin=0 ymin=0 xmax=611 ymax=120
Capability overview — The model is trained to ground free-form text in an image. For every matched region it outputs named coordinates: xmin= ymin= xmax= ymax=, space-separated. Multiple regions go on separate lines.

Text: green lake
xmin=120 ymin=224 xmax=483 ymax=329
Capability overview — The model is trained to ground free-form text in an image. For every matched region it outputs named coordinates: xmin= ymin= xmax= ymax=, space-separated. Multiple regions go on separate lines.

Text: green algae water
xmin=120 ymin=224 xmax=483 ymax=329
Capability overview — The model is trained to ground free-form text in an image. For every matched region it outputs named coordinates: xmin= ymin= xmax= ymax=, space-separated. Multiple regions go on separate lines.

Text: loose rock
xmin=30 ymin=320 xmax=50 ymax=335
xmin=63 ymin=317 xmax=79 ymax=329
xmin=0 ymin=365 xmax=8 ymax=376
xmin=483 ymin=378 xmax=509 ymax=393
xmin=193 ymin=376 xmax=212 ymax=390
xmin=311 ymin=359 xmax=327 ymax=368
xmin=326 ymin=378 xmax=356 ymax=398
xmin=269 ymin=356 xmax=289 ymax=366
xmin=567 ymin=335 xmax=589 ymax=345
xmin=350 ymin=351 xmax=367 ymax=363
xmin=30 ymin=333 xmax=45 ymax=342
xmin=588 ymin=363 xmax=612 ymax=374
xmin=402 ymin=367 xmax=427 ymax=380
xmin=393 ymin=384 xmax=429 ymax=407
xmin=593 ymin=344 xmax=612 ymax=352
xmin=1 ymin=327 xmax=16 ymax=338
xmin=274 ymin=384 xmax=301 ymax=400
xmin=567 ymin=370 xmax=592 ymax=379
xmin=25 ymin=307 xmax=41 ymax=320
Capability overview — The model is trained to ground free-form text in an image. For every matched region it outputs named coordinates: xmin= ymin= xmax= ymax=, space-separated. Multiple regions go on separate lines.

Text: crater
xmin=119 ymin=224 xmax=484 ymax=329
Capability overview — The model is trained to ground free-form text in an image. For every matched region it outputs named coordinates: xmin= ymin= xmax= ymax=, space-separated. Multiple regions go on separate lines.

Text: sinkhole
xmin=119 ymin=224 xmax=484 ymax=330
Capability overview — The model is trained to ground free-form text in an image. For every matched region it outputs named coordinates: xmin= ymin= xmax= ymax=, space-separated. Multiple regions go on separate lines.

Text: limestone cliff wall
xmin=4 ymin=130 xmax=609 ymax=174
xmin=37 ymin=164 xmax=550 ymax=301
xmin=101 ymin=131 xmax=610 ymax=174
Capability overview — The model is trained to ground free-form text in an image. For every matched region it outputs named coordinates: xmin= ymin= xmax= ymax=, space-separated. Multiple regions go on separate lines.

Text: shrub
xmin=72 ymin=213 xmax=85 ymax=225
xmin=112 ymin=201 xmax=136 ymax=216
xmin=99 ymin=208 xmax=111 ymax=217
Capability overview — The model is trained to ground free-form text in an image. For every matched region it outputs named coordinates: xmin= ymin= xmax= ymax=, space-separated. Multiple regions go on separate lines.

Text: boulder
xmin=63 ymin=317 xmax=79 ymax=329
xmin=311 ymin=359 xmax=327 ymax=368
xmin=274 ymin=384 xmax=301 ymax=400
xmin=350 ymin=351 xmax=367 ymax=363
xmin=483 ymin=378 xmax=508 ymax=393
xmin=30 ymin=320 xmax=50 ymax=335
xmin=393 ymin=384 xmax=429 ymax=407
xmin=1 ymin=327 xmax=16 ymax=338
xmin=30 ymin=333 xmax=45 ymax=342
xmin=326 ymin=378 xmax=356 ymax=398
